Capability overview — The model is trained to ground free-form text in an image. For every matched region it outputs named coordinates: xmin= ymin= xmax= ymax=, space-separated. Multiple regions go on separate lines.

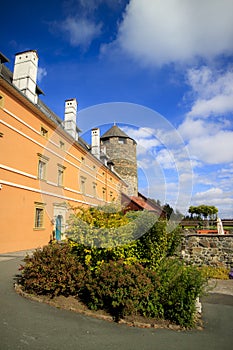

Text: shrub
xmin=67 ymin=205 xmax=158 ymax=248
xmin=81 ymin=258 xmax=206 ymax=327
xmin=66 ymin=204 xmax=133 ymax=247
xmin=82 ymin=260 xmax=162 ymax=321
xmin=19 ymin=242 xmax=87 ymax=297
xmin=135 ymin=220 xmax=182 ymax=269
xmin=67 ymin=205 xmax=181 ymax=271
xmin=156 ymin=258 xmax=207 ymax=327
xmin=18 ymin=203 xmax=206 ymax=328
xmin=69 ymin=239 xmax=141 ymax=272
xmin=19 ymin=242 xmax=207 ymax=328
xmin=200 ymin=266 xmax=230 ymax=280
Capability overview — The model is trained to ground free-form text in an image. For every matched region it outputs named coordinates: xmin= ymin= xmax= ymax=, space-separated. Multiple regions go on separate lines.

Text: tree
xmin=188 ymin=205 xmax=218 ymax=222
xmin=188 ymin=206 xmax=195 ymax=219
xmin=163 ymin=203 xmax=174 ymax=220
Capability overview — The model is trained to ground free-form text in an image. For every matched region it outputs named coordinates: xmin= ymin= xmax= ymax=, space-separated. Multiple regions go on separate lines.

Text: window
xmin=38 ymin=160 xmax=46 ymax=180
xmin=92 ymin=182 xmax=97 ymax=197
xmin=58 ymin=168 xmax=64 ymax=186
xmin=59 ymin=141 xmax=65 ymax=150
xmin=34 ymin=203 xmax=45 ymax=229
xmin=37 ymin=154 xmax=49 ymax=180
xmin=102 ymin=187 xmax=106 ymax=200
xmin=0 ymin=95 xmax=4 ymax=108
xmin=57 ymin=164 xmax=65 ymax=186
xmin=80 ymin=176 xmax=86 ymax=194
xmin=41 ymin=126 xmax=48 ymax=138
xmin=118 ymin=137 xmax=126 ymax=144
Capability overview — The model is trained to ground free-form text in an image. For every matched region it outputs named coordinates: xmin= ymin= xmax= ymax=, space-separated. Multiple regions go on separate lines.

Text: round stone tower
xmin=100 ymin=124 xmax=138 ymax=196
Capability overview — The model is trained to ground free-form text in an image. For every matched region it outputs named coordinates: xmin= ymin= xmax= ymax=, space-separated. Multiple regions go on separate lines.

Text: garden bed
xmin=14 ymin=283 xmax=203 ymax=331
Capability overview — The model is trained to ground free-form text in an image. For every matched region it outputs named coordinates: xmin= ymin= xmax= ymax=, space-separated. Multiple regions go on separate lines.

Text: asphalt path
xmin=0 ymin=253 xmax=233 ymax=350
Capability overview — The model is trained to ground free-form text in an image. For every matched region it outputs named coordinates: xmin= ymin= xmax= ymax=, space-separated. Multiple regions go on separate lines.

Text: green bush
xmin=69 ymin=239 xmax=142 ymax=272
xmin=81 ymin=258 xmax=206 ymax=327
xmin=19 ymin=242 xmax=207 ymax=328
xmin=18 ymin=204 xmax=205 ymax=328
xmin=67 ymin=207 xmax=159 ymax=249
xmin=19 ymin=242 xmax=87 ymax=297
xmin=82 ymin=260 xmax=162 ymax=320
xmin=67 ymin=205 xmax=181 ymax=271
xmin=200 ymin=266 xmax=230 ymax=280
xmin=122 ymin=219 xmax=182 ymax=269
xmin=156 ymin=259 xmax=207 ymax=327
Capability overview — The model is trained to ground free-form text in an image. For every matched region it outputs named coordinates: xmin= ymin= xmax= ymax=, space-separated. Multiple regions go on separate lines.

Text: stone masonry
xmin=101 ymin=136 xmax=138 ymax=197
xmin=180 ymin=234 xmax=233 ymax=269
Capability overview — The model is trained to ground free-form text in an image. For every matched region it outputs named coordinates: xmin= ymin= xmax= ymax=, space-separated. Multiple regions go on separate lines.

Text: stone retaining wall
xmin=180 ymin=234 xmax=233 ymax=269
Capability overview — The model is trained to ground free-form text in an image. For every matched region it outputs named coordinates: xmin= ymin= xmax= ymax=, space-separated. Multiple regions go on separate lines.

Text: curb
xmin=14 ymin=284 xmax=200 ymax=331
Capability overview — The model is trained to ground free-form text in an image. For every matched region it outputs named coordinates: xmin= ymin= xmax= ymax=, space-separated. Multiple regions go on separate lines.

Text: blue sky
xmin=2 ymin=0 xmax=233 ymax=217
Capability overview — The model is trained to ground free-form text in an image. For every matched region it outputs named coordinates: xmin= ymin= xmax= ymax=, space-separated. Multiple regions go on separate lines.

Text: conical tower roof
xmin=101 ymin=124 xmax=136 ymax=144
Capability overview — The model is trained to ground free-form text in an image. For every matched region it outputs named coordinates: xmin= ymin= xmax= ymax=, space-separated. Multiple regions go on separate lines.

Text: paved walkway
xmin=0 ymin=251 xmax=233 ymax=350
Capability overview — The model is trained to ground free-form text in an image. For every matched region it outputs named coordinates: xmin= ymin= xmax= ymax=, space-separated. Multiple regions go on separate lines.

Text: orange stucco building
xmin=0 ymin=50 xmax=127 ymax=253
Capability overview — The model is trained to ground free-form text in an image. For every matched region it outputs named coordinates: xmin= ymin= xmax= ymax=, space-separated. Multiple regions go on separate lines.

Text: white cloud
xmin=188 ymin=95 xmax=233 ymax=118
xmin=186 ymin=67 xmax=233 ymax=118
xmin=137 ymin=140 xmax=160 ymax=155
xmin=122 ymin=126 xmax=159 ymax=155
xmin=189 ymin=131 xmax=233 ymax=164
xmin=60 ymin=17 xmax=102 ymax=48
xmin=195 ymin=187 xmax=223 ymax=199
xmin=156 ymin=149 xmax=176 ymax=170
xmin=64 ymin=0 xmax=125 ymax=13
xmin=192 ymin=187 xmax=233 ymax=217
xmin=178 ymin=66 xmax=233 ymax=165
xmin=122 ymin=126 xmax=156 ymax=139
xmin=178 ymin=117 xmax=209 ymax=140
xmin=112 ymin=0 xmax=233 ymax=66
xmin=37 ymin=67 xmax=47 ymax=83
xmin=218 ymin=165 xmax=233 ymax=177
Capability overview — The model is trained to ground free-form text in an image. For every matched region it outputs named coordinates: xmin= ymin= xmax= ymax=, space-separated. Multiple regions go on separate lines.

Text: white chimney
xmin=64 ymin=98 xmax=78 ymax=139
xmin=13 ymin=50 xmax=38 ymax=104
xmin=91 ymin=128 xmax=100 ymax=159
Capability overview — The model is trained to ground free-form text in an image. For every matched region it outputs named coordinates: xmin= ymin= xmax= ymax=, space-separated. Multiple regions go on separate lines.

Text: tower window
xmin=118 ymin=137 xmax=126 ymax=144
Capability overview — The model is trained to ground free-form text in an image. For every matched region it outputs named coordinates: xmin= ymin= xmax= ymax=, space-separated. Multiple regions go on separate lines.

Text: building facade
xmin=0 ymin=50 xmax=127 ymax=253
